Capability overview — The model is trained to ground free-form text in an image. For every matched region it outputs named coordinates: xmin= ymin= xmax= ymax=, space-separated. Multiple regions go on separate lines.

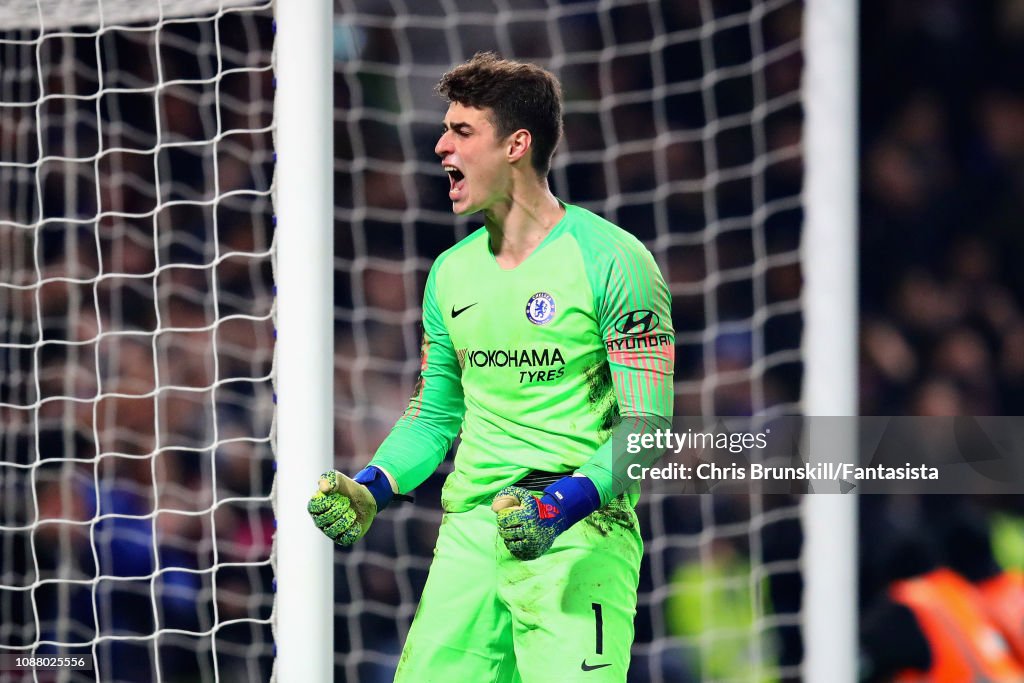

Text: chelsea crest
xmin=525 ymin=292 xmax=556 ymax=325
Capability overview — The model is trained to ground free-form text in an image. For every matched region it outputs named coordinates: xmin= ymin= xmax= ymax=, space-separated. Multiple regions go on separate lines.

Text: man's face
xmin=435 ymin=103 xmax=510 ymax=215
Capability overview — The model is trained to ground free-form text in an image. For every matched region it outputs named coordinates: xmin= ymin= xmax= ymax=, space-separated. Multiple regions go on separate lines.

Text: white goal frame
xmin=801 ymin=1 xmax=858 ymax=682
xmin=273 ymin=1 xmax=333 ymax=682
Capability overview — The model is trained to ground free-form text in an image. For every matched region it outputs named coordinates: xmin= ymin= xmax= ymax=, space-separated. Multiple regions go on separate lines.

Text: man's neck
xmin=484 ymin=179 xmax=565 ymax=270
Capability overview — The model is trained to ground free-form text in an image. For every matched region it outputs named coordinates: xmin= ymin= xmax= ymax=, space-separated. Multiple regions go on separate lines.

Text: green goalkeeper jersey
xmin=370 ymin=203 xmax=675 ymax=512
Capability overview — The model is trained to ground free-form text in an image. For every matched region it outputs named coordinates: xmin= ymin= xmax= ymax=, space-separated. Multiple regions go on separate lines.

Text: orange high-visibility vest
xmin=890 ymin=568 xmax=1024 ymax=683
xmin=978 ymin=570 xmax=1024 ymax=664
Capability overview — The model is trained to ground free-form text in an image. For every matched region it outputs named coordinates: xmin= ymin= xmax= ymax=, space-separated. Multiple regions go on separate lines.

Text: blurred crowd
xmin=858 ymin=1 xmax=1024 ymax=681
xmin=0 ymin=0 xmax=1022 ymax=682
xmin=860 ymin=0 xmax=1024 ymax=418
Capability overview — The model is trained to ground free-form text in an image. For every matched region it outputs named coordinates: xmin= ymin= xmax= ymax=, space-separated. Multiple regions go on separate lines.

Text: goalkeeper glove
xmin=307 ymin=466 xmax=396 ymax=546
xmin=491 ymin=475 xmax=602 ymax=561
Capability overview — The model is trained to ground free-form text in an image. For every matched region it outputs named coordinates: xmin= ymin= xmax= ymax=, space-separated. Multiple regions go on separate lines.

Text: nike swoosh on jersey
xmin=580 ymin=661 xmax=612 ymax=672
xmin=451 ymin=303 xmax=478 ymax=318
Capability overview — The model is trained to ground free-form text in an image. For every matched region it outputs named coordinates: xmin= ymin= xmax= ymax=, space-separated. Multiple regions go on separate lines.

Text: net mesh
xmin=333 ymin=1 xmax=806 ymax=682
xmin=0 ymin=0 xmax=810 ymax=681
xmin=0 ymin=2 xmax=275 ymax=681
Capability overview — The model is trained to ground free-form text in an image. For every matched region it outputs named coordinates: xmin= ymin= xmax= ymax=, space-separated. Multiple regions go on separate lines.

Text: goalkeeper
xmin=308 ymin=52 xmax=674 ymax=682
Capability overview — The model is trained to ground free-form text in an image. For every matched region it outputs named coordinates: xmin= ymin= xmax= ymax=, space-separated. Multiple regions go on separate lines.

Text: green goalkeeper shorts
xmin=394 ymin=495 xmax=642 ymax=683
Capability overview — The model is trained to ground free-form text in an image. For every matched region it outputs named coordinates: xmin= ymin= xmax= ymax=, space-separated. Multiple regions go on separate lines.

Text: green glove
xmin=307 ymin=470 xmax=378 ymax=547
xmin=492 ymin=476 xmax=601 ymax=561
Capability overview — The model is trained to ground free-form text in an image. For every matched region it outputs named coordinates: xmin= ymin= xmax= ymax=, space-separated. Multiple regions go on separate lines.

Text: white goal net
xmin=0 ymin=0 xmax=822 ymax=681
xmin=0 ymin=1 xmax=275 ymax=680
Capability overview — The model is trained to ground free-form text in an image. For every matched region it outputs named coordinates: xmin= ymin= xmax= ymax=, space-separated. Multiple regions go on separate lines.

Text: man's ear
xmin=506 ymin=129 xmax=531 ymax=164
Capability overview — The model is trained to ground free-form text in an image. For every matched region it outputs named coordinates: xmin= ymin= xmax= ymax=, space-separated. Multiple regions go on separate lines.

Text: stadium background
xmin=0 ymin=0 xmax=1021 ymax=681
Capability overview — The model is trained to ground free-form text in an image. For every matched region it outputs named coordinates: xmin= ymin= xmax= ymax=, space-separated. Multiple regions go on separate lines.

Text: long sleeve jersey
xmin=370 ymin=203 xmax=675 ymax=512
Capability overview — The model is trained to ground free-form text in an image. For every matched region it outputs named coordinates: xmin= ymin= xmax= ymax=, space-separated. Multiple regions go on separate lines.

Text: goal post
xmin=271 ymin=0 xmax=334 ymax=681
xmin=802 ymin=0 xmax=858 ymax=681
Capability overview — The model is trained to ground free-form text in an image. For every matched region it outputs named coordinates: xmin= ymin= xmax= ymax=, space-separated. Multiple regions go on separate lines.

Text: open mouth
xmin=444 ymin=165 xmax=466 ymax=199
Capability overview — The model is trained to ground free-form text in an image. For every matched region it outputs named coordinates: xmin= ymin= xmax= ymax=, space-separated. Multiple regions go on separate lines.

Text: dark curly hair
xmin=437 ymin=52 xmax=563 ymax=177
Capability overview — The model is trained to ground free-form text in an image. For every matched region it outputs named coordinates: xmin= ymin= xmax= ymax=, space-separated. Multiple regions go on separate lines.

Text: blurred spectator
xmin=666 ymin=537 xmax=780 ymax=683
xmin=860 ymin=501 xmax=1024 ymax=683
xmin=939 ymin=509 xmax=1024 ymax=664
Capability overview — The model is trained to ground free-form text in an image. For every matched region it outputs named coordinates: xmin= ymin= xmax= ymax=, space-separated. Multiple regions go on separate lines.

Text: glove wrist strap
xmin=353 ymin=466 xmax=396 ymax=511
xmin=543 ymin=476 xmax=601 ymax=528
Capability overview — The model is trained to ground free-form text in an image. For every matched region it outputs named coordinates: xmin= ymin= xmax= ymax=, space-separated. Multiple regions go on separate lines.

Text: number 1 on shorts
xmin=591 ymin=602 xmax=604 ymax=655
